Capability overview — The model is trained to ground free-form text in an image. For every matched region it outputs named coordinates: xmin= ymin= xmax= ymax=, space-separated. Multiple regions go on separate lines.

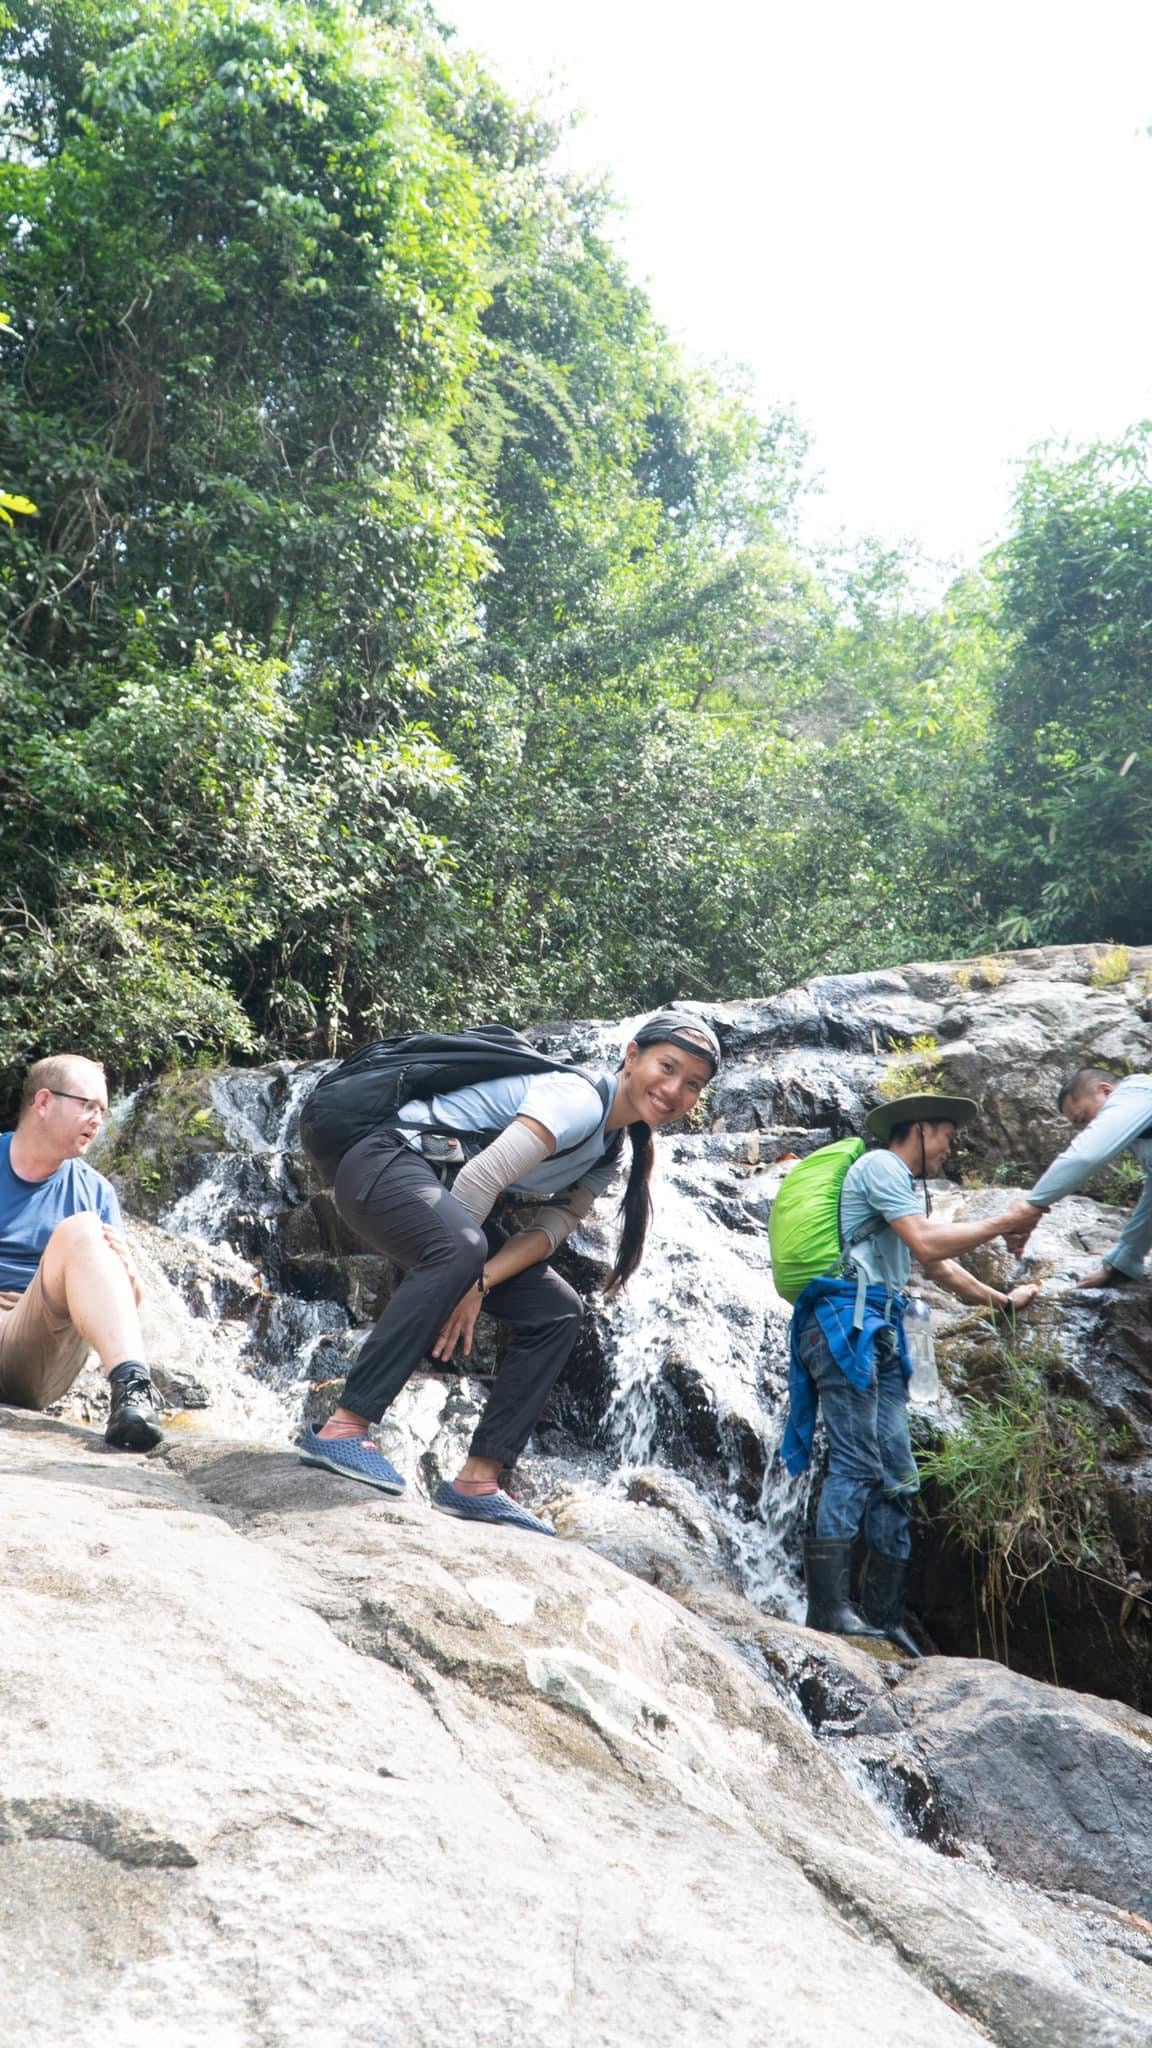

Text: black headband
xmin=632 ymin=1017 xmax=721 ymax=1073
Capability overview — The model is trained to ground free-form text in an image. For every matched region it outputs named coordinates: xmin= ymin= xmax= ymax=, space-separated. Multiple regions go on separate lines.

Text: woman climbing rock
xmin=298 ymin=1011 xmax=721 ymax=1533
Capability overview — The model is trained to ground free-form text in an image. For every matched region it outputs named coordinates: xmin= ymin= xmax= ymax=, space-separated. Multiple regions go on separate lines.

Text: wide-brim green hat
xmin=864 ymin=1093 xmax=979 ymax=1140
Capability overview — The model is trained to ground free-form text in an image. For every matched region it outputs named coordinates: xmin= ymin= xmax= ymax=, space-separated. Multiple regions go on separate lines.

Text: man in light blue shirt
xmin=0 ymin=1054 xmax=163 ymax=1450
xmin=785 ymin=1093 xmax=1039 ymax=1654
xmin=1009 ymin=1068 xmax=1152 ymax=1285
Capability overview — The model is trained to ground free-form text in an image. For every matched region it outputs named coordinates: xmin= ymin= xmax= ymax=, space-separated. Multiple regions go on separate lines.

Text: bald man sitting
xmin=0 ymin=1055 xmax=163 ymax=1449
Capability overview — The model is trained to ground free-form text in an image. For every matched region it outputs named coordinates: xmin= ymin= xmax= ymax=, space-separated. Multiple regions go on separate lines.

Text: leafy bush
xmin=4 ymin=0 xmax=1148 ymax=1087
xmin=918 ymin=1347 xmax=1114 ymax=1666
xmin=0 ymin=873 xmax=257 ymax=1095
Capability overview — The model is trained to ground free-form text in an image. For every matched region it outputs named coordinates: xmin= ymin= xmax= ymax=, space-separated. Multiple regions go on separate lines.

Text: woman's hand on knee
xmin=431 ymin=1285 xmax=483 ymax=1363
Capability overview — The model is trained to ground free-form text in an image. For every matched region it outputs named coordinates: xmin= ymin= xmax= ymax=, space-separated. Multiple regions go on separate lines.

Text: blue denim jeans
xmin=799 ymin=1313 xmax=919 ymax=1559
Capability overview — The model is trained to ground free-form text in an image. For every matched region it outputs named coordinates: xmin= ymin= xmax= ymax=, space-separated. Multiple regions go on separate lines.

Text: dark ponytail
xmin=604 ymin=1120 xmax=654 ymax=1297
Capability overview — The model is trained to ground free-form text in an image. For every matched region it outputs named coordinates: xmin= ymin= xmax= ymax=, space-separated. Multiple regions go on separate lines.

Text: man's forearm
xmin=900 ymin=1208 xmax=1032 ymax=1262
xmin=922 ymin=1258 xmax=1012 ymax=1308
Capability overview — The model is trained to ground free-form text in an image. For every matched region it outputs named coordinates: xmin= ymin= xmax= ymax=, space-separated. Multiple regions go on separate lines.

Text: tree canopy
xmin=0 ymin=0 xmax=1147 ymax=1084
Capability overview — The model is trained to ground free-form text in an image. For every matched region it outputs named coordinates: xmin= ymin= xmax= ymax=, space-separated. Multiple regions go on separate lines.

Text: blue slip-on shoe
xmin=431 ymin=1480 xmax=555 ymax=1537
xmin=298 ymin=1424 xmax=406 ymax=1496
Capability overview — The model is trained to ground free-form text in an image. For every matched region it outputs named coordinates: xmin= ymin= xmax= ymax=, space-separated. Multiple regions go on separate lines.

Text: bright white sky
xmin=441 ymin=0 xmax=1152 ymax=576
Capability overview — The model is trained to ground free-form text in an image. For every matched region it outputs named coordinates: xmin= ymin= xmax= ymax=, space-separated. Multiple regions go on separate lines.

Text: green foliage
xmin=919 ymin=1348 xmax=1114 ymax=1667
xmin=1 ymin=0 xmax=1146 ymax=1084
xmin=89 ymin=1067 xmax=226 ymax=1217
xmin=878 ymin=1032 xmax=942 ymax=1101
xmin=1090 ymin=943 xmax=1130 ymax=987
xmin=1 ymin=0 xmax=491 ymax=692
xmin=0 ymin=870 xmax=257 ymax=1078
xmin=980 ymin=431 xmax=1152 ymax=946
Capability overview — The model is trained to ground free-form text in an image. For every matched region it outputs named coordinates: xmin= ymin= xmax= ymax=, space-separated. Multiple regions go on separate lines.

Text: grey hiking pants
xmin=333 ymin=1128 xmax=584 ymax=1466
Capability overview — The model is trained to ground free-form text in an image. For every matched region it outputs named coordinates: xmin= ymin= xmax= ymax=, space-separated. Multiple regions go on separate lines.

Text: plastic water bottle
xmin=904 ymin=1298 xmax=940 ymax=1403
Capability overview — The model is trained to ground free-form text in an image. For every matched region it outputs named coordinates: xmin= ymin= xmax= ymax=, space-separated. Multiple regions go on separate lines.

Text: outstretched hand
xmin=1001 ymin=1282 xmax=1041 ymax=1313
xmin=431 ymin=1283 xmax=483 ymax=1363
xmin=999 ymin=1199 xmax=1044 ymax=1255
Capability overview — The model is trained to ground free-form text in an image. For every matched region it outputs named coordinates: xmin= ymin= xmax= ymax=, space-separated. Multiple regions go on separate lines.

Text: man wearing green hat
xmin=782 ymin=1093 xmax=1040 ymax=1654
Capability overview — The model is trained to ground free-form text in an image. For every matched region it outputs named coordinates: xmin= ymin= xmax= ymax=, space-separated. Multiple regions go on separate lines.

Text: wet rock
xmin=855 ymin=1660 xmax=1152 ymax=1915
xmin=149 ymin=1364 xmax=210 ymax=1410
xmin=0 ymin=1797 xmax=197 ymax=1869
xmin=90 ymin=1067 xmax=227 ymax=1219
xmin=550 ymin=1468 xmax=745 ymax=1600
xmin=698 ymin=947 xmax=1152 ymax=1181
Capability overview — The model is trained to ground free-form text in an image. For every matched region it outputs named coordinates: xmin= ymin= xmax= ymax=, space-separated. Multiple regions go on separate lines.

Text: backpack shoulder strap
xmin=548 ymin=1074 xmax=621 ymax=1166
xmin=844 ymin=1213 xmax=887 ymax=1251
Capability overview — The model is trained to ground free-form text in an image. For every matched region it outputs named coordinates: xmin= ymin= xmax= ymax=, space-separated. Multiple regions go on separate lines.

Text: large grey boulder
xmin=701 ymin=944 xmax=1152 ymax=1181
xmin=853 ymin=1659 xmax=1152 ymax=1914
xmin=2 ymin=1410 xmax=1150 ymax=2048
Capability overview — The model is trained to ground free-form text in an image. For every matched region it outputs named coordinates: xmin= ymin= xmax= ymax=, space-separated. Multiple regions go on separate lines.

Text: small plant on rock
xmin=878 ymin=1032 xmax=943 ymax=1101
xmin=1090 ymin=943 xmax=1130 ymax=987
xmin=975 ymin=954 xmax=1005 ymax=988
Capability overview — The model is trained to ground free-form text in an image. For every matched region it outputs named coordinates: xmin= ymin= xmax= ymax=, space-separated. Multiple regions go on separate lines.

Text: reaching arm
xmin=430 ymin=1225 xmax=554 ymax=1362
xmin=430 ymin=1181 xmax=601 ymax=1361
xmin=1027 ymin=1080 xmax=1152 ymax=1208
xmin=920 ymin=1256 xmax=1040 ymax=1313
xmin=433 ymin=1116 xmax=604 ymax=1361
xmin=888 ymin=1198 xmax=1041 ymax=1265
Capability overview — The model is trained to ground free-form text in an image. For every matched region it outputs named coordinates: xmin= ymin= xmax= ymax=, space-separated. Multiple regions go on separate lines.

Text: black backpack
xmin=298 ymin=1024 xmax=620 ymax=1185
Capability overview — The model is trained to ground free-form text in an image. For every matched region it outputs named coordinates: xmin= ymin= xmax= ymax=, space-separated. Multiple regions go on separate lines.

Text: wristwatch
xmin=475 ymin=1268 xmax=493 ymax=1297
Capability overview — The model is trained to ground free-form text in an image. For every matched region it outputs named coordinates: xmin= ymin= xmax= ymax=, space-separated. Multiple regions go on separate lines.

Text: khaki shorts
xmin=0 ymin=1269 xmax=91 ymax=1410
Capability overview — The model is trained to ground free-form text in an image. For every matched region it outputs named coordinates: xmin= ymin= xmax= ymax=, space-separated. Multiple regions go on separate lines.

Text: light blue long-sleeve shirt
xmin=1027 ymin=1073 xmax=1152 ymax=1278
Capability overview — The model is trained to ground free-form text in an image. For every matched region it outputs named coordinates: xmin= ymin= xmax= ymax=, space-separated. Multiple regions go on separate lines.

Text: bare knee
xmin=47 ymin=1213 xmax=106 ymax=1262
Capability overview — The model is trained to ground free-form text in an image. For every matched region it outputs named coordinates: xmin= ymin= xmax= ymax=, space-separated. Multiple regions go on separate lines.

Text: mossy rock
xmin=93 ymin=1069 xmax=227 ymax=1220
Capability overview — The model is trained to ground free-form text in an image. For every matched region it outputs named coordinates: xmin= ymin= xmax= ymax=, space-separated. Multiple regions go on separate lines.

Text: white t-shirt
xmin=398 ymin=1071 xmax=621 ymax=1197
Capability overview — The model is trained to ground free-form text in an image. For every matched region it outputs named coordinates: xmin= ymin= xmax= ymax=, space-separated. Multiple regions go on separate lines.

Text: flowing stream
xmin=139 ymin=1055 xmax=810 ymax=1618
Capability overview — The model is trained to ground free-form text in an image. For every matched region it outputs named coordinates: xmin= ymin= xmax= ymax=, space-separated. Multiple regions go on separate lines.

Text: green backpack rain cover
xmin=767 ymin=1136 xmax=867 ymax=1303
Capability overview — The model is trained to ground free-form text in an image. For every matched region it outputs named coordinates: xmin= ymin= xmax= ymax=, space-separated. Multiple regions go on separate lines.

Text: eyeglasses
xmin=48 ymin=1090 xmax=107 ymax=1121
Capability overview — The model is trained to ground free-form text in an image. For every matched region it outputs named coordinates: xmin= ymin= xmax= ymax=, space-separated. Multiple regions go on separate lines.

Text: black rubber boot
xmin=859 ymin=1549 xmax=924 ymax=1658
xmin=105 ymin=1360 xmax=164 ymax=1451
xmin=802 ymin=1538 xmax=886 ymax=1638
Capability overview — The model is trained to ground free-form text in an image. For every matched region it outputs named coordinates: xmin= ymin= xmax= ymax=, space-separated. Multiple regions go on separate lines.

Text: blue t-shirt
xmin=398 ymin=1070 xmax=621 ymax=1197
xmin=0 ymin=1133 xmax=122 ymax=1292
xmin=838 ymin=1149 xmax=922 ymax=1294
